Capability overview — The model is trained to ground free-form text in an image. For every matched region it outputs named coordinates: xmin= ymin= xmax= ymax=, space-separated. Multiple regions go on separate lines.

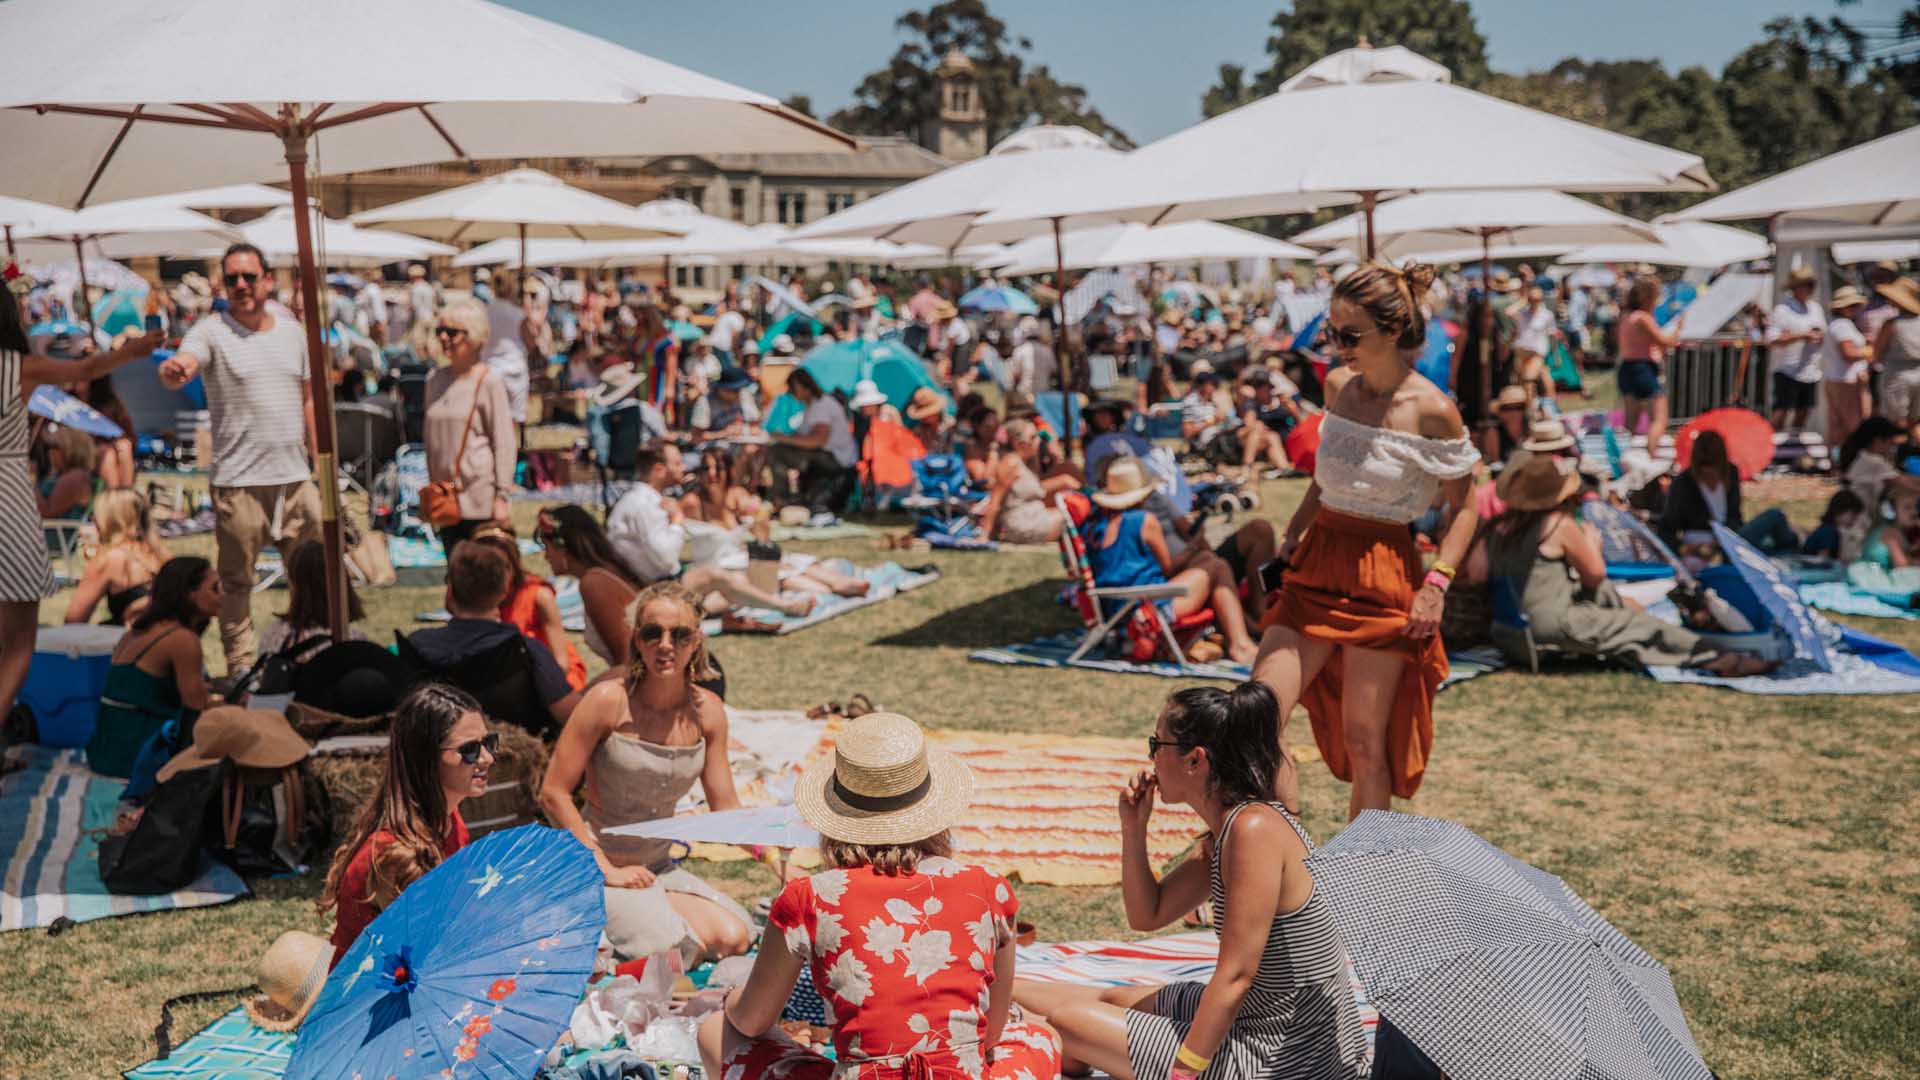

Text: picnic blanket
xmin=699 ymin=562 xmax=940 ymax=636
xmin=1799 ymin=581 xmax=1918 ymax=620
xmin=969 ymin=633 xmax=1509 ymax=690
xmin=1 ymin=746 xmax=248 ymax=933
xmin=387 ymin=534 xmax=544 ymax=570
xmin=1643 ymin=599 xmax=1920 ymax=694
xmin=124 ymin=1006 xmax=291 ymax=1080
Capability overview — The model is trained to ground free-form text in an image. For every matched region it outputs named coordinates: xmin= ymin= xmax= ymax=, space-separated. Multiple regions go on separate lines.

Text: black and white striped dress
xmin=0 ymin=347 xmax=55 ymax=602
xmin=1126 ymin=802 xmax=1368 ymax=1080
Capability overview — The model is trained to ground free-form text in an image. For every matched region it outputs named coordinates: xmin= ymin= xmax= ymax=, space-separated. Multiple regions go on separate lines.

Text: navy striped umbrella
xmin=1308 ymin=811 xmax=1713 ymax=1080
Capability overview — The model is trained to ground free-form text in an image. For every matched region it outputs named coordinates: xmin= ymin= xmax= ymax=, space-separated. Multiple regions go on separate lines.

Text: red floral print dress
xmin=721 ymin=856 xmax=1061 ymax=1080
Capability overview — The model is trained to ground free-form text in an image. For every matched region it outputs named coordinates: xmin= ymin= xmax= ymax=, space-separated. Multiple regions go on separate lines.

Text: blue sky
xmin=505 ymin=1 xmax=1913 ymax=144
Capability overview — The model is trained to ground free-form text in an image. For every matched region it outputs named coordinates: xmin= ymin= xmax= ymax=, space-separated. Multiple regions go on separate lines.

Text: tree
xmin=782 ymin=94 xmax=815 ymax=119
xmin=1203 ymin=0 xmax=1489 ymax=117
xmin=828 ymin=0 xmax=1132 ymax=150
xmin=1719 ymin=15 xmax=1916 ymax=181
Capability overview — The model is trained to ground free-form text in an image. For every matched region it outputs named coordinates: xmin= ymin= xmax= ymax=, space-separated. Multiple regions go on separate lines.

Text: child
xmin=1803 ymin=489 xmax=1868 ymax=562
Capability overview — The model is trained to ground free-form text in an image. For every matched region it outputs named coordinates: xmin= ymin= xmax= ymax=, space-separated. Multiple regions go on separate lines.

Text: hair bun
xmin=1401 ymin=261 xmax=1437 ymax=296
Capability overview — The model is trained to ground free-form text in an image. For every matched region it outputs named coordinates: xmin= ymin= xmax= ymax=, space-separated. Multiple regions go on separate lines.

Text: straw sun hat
xmin=155 ymin=706 xmax=309 ymax=785
xmin=244 ymin=930 xmax=331 ymax=1031
xmin=797 ymin=713 xmax=972 ymax=845
xmin=1830 ymin=285 xmax=1868 ymax=311
xmin=906 ymin=387 xmax=946 ymax=422
xmin=1875 ymin=277 xmax=1920 ymax=317
xmin=1496 ymin=450 xmax=1582 ymax=510
xmin=1092 ymin=457 xmax=1156 ymax=510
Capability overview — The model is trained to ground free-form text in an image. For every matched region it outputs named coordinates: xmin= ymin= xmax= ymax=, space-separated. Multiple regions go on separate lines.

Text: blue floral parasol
xmin=286 ymin=825 xmax=604 ymax=1080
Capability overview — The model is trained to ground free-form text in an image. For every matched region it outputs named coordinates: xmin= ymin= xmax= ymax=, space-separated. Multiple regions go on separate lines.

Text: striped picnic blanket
xmin=123 ymin=1006 xmax=291 ymax=1080
xmin=971 ymin=634 xmax=1510 ymax=689
xmin=1 ymin=747 xmax=247 ymax=932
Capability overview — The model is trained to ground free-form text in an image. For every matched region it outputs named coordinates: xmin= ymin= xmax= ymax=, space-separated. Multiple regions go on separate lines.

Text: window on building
xmin=825 ymin=192 xmax=855 ymax=215
xmin=730 ymin=187 xmax=747 ymax=221
xmin=777 ymin=191 xmax=806 ymax=225
xmin=669 ymin=184 xmax=699 ymax=205
xmin=952 ymin=83 xmax=972 ymax=113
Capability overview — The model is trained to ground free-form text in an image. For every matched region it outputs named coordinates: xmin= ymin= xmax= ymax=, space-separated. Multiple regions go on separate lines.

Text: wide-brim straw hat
xmin=931 ymin=300 xmax=959 ymax=321
xmin=1495 ymin=385 xmax=1529 ymax=412
xmin=1092 ymin=456 xmax=1156 ymax=510
xmin=1876 ymin=277 xmax=1920 ymax=317
xmin=1521 ymin=419 xmax=1577 ymax=453
xmin=245 ymin=931 xmax=330 ymax=1032
xmin=1830 ymin=285 xmax=1868 ymax=311
xmin=590 ymin=362 xmax=645 ymax=407
xmin=1496 ymin=450 xmax=1582 ymax=510
xmin=797 ymin=712 xmax=972 ymax=845
xmin=905 ymin=387 xmax=946 ymax=422
xmin=1787 ymin=264 xmax=1818 ymax=287
xmin=156 ymin=706 xmax=310 ymax=784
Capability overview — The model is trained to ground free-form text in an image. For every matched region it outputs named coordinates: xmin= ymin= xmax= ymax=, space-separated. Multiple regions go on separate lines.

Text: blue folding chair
xmin=1489 ymin=575 xmax=1546 ymax=673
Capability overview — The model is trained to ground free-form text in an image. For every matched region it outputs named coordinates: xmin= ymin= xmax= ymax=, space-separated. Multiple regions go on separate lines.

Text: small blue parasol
xmin=29 ymin=384 xmax=124 ymax=438
xmin=286 ymin=825 xmax=604 ymax=1080
xmin=957 ymin=284 xmax=1039 ymax=315
xmin=1709 ymin=523 xmax=1833 ymax=671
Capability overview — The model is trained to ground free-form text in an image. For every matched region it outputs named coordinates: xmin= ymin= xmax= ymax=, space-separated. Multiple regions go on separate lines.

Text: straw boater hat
xmin=155 ymin=707 xmax=309 ymax=784
xmin=1788 ymin=264 xmax=1817 ymax=287
xmin=797 ymin=712 xmax=972 ymax=845
xmin=1495 ymin=385 xmax=1529 ymax=412
xmin=1878 ymin=277 xmax=1920 ymax=317
xmin=590 ymin=361 xmax=645 ymax=407
xmin=1521 ymin=418 xmax=1576 ymax=454
xmin=849 ymin=379 xmax=887 ymax=410
xmin=1496 ymin=450 xmax=1582 ymax=511
xmin=1092 ymin=457 xmax=1157 ymax=510
xmin=931 ymin=299 xmax=959 ymax=321
xmin=906 ymin=386 xmax=946 ymax=423
xmin=1830 ymin=285 xmax=1867 ymax=311
xmin=245 ymin=931 xmax=330 ymax=1031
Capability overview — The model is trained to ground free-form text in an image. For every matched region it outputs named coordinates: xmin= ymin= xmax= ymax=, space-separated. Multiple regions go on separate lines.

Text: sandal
xmin=845 ymin=693 xmax=878 ymax=718
xmin=722 ymin=612 xmax=782 ymax=635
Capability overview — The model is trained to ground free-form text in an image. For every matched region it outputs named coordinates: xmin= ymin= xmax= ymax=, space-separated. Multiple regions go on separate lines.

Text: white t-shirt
xmin=1700 ymin=481 xmax=1729 ymax=524
xmin=800 ymin=394 xmax=859 ymax=467
xmin=709 ymin=310 xmax=745 ymax=353
xmin=178 ymin=312 xmax=310 ymax=488
xmin=1767 ymin=297 xmax=1826 ymax=384
xmin=1513 ymin=305 xmax=1555 ymax=356
xmin=606 ymin=483 xmax=684 ymax=584
xmin=482 ymin=298 xmax=531 ymax=423
xmin=1821 ymin=317 xmax=1868 ymax=383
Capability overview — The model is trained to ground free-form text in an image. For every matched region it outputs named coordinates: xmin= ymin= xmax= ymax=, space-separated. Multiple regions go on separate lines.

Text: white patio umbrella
xmin=1556 ymin=221 xmax=1770 ymax=269
xmin=0 ymin=0 xmax=850 ymax=639
xmin=991 ymin=219 xmax=1312 ymax=276
xmin=1833 ymin=238 xmax=1920 ymax=265
xmin=450 ymin=236 xmax=612 ymax=270
xmin=1667 ymin=124 xmax=1920 ymax=227
xmin=0 ymin=194 xmax=80 ymax=257
xmin=197 ymin=206 xmax=456 ymax=268
xmin=973 ymin=44 xmax=1712 ymax=260
xmin=103 ymin=182 xmax=292 ymax=214
xmin=15 ymin=201 xmax=240 ymax=337
xmin=777 ymin=234 xmax=948 ymax=268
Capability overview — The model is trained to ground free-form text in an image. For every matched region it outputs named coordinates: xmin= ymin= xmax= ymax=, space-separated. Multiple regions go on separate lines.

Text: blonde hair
xmin=436 ymin=296 xmax=491 ymax=352
xmin=1002 ymin=418 xmax=1038 ymax=446
xmin=48 ymin=426 xmax=95 ymax=472
xmin=819 ymin=830 xmax=953 ymax=876
xmin=625 ymin=581 xmax=718 ymax=686
xmin=91 ymin=488 xmax=161 ymax=552
xmin=1333 ymin=261 xmax=1437 ymax=349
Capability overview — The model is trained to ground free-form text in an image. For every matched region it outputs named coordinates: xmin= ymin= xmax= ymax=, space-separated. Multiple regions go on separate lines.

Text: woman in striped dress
xmin=0 ymin=283 xmax=161 ymax=723
xmin=1015 ymin=683 xmax=1368 ymax=1080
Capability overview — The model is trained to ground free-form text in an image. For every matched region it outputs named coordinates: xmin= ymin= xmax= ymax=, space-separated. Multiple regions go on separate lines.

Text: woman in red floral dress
xmin=696 ymin=712 xmax=1062 ymax=1080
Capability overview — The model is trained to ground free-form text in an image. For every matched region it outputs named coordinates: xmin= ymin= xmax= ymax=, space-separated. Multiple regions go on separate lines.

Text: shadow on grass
xmin=872 ymin=580 xmax=1072 ymax=650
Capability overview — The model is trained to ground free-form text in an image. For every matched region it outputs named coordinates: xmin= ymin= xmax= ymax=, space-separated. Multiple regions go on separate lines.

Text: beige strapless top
xmin=581 ymin=732 xmax=704 ymax=871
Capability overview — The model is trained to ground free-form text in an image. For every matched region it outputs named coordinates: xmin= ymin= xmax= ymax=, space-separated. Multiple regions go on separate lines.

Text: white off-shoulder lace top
xmin=1313 ymin=412 xmax=1480 ymax=524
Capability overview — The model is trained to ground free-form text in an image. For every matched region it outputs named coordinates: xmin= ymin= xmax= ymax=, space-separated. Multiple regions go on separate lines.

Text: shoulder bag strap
xmin=449 ymin=370 xmax=486 ymax=490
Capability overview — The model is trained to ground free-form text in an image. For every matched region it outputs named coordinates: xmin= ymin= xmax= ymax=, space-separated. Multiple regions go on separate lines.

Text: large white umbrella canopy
xmin=1290 ymin=190 xmax=1659 ymax=260
xmin=197 ymin=207 xmax=456 ymax=267
xmin=1667 ymin=124 xmax=1920 ymax=226
xmin=1833 ymin=238 xmax=1920 ymax=265
xmin=351 ymin=167 xmax=685 ymax=243
xmin=1556 ymin=221 xmax=1770 ymax=269
xmin=777 ymin=234 xmax=947 ymax=266
xmin=0 ymin=0 xmax=852 ymax=642
xmin=991 ymin=220 xmax=1312 ymax=276
xmin=451 ymin=236 xmax=613 ymax=269
xmin=973 ymin=45 xmax=1712 ymax=255
xmin=14 ymin=200 xmax=239 ymax=260
xmin=0 ymin=194 xmax=81 ymax=256
xmin=105 ymin=183 xmax=292 ymax=214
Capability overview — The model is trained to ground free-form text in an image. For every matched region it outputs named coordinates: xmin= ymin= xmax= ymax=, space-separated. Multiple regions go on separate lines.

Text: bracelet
xmin=1174 ymin=1045 xmax=1212 ymax=1073
xmin=1429 ymin=561 xmax=1457 ymax=580
xmin=1422 ymin=569 xmax=1454 ymax=593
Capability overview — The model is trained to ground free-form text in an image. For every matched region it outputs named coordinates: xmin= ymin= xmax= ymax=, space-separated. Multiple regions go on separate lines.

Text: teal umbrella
xmin=800 ymin=339 xmax=942 ymax=414
xmin=757 ymin=311 xmax=827 ymax=353
xmin=92 ymin=288 xmax=147 ymax=338
xmin=668 ymin=319 xmax=705 ymax=342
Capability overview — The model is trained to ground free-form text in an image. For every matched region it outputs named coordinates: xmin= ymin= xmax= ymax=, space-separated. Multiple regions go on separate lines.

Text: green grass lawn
xmin=4 ymin=475 xmax=1917 ymax=1079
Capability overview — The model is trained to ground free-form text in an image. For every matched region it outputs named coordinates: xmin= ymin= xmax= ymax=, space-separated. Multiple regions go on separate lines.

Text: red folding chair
xmin=1055 ymin=495 xmax=1215 ymax=664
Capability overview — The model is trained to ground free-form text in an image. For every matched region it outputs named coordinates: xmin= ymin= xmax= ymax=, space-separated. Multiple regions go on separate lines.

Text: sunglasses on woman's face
xmin=638 ymin=624 xmax=697 ymax=646
xmin=1146 ymin=735 xmax=1197 ymax=757
xmin=447 ymin=732 xmax=500 ymax=765
xmin=434 ymin=326 xmax=466 ymax=340
xmin=1325 ymin=321 xmax=1375 ymax=350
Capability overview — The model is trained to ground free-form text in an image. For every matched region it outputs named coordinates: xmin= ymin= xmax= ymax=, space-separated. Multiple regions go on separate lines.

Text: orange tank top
xmin=499 ymin=576 xmax=587 ymax=690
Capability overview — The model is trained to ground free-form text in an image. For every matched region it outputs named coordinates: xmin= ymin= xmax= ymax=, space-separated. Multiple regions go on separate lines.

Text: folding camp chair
xmin=1055 ymin=495 xmax=1213 ymax=665
xmin=43 ymin=519 xmax=88 ymax=580
xmin=1489 ymin=575 xmax=1545 ymax=673
xmin=903 ymin=453 xmax=985 ymax=539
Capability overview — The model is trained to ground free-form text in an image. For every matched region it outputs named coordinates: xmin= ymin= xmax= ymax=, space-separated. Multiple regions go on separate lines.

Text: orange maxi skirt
xmin=1263 ymin=508 xmax=1445 ymax=799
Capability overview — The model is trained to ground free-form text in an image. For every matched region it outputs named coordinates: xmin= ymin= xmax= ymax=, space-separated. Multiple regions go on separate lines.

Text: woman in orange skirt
xmin=1256 ymin=262 xmax=1481 ymax=819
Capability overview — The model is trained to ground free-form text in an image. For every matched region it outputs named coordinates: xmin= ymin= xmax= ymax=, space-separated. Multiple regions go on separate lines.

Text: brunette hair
xmin=1820 ymin=488 xmax=1867 ymax=526
xmin=1688 ymin=431 xmax=1731 ymax=483
xmin=320 ymin=682 xmax=483 ymax=915
xmin=535 ymin=505 xmax=638 ymax=587
xmin=786 ymin=368 xmax=823 ymax=401
xmin=445 ymin=541 xmax=512 ymax=613
xmin=280 ymin=540 xmax=364 ymax=630
xmin=469 ymin=522 xmax=531 ymax=591
xmin=626 ymin=581 xmax=719 ymax=686
xmin=1160 ymin=682 xmax=1283 ymax=808
xmin=1839 ymin=416 xmax=1902 ymax=475
xmin=1332 ymin=261 xmax=1436 ymax=349
xmin=819 ymin=830 xmax=954 ymax=876
xmin=1624 ymin=276 xmax=1659 ymax=314
xmin=0 ymin=287 xmax=26 ymax=355
xmin=132 ymin=556 xmax=214 ymax=633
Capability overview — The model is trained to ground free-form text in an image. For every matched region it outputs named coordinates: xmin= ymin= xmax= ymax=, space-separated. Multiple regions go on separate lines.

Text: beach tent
xmin=800 ymin=339 xmax=940 ymax=414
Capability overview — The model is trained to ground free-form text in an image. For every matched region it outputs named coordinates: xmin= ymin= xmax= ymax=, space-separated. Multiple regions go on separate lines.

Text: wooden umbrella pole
xmin=73 ymin=236 xmax=97 ymax=340
xmin=1052 ymin=215 xmax=1075 ymax=460
xmin=1479 ymin=231 xmax=1494 ymax=443
xmin=518 ymin=221 xmax=527 ymax=283
xmin=283 ymin=121 xmax=350 ymax=642
xmin=5 ymin=225 xmax=14 ymax=258
xmin=1361 ymin=191 xmax=1380 ymax=261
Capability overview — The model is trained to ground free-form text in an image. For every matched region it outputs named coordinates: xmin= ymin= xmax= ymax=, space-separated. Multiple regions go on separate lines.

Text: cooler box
xmin=20 ymin=624 xmax=124 ymax=747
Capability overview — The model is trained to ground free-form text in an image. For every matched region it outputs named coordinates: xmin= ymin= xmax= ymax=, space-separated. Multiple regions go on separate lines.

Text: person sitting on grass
xmin=319 ymin=682 xmax=494 ymax=969
xmin=1231 ymin=366 xmax=1296 ymax=476
xmin=1803 ymin=489 xmax=1867 ymax=562
xmin=1863 ymin=489 xmax=1920 ymax=569
xmin=469 ymin=522 xmax=587 ymax=691
xmin=36 ymin=425 xmax=96 ymax=521
xmin=1012 ymin=683 xmax=1368 ymax=1080
xmin=87 ymin=556 xmax=220 ymax=778
xmin=978 ymin=418 xmax=1073 ymax=544
xmin=768 ymin=369 xmax=857 ymax=519
xmin=63 ymin=489 xmax=169 ymax=625
xmin=696 ymin=710 xmax=1064 ymax=1080
xmin=1085 ymin=458 xmax=1261 ymax=667
xmin=404 ymin=541 xmax=581 ymax=732
xmin=1657 ymin=430 xmax=1799 ymax=554
xmin=255 ymin=540 xmax=369 ymax=658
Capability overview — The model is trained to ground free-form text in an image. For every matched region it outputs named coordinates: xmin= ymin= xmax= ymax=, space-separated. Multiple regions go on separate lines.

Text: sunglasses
xmin=1146 ymin=735 xmax=1198 ymax=757
xmin=1325 ymin=322 xmax=1374 ymax=350
xmin=434 ymin=326 xmax=467 ymax=340
xmin=638 ymin=624 xmax=698 ymax=646
xmin=223 ymin=271 xmax=262 ymax=286
xmin=448 ymin=732 xmax=500 ymax=765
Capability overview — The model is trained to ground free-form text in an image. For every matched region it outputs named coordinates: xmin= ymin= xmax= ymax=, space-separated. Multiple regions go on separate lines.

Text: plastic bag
xmin=624 ymin=1016 xmax=701 ymax=1063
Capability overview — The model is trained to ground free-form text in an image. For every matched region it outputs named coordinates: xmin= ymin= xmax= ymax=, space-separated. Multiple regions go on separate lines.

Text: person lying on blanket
xmin=320 ymin=683 xmax=493 ymax=969
xmin=1012 ymin=684 xmax=1370 ymax=1080
xmin=696 ymin=710 xmax=1064 ymax=1080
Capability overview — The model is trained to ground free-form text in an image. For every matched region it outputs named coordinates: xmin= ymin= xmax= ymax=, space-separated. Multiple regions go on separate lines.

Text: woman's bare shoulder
xmin=1410 ymin=377 xmax=1466 ymax=440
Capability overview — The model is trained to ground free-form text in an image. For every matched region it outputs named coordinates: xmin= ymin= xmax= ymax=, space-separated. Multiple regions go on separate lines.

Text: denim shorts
xmin=1618 ymin=359 xmax=1663 ymax=401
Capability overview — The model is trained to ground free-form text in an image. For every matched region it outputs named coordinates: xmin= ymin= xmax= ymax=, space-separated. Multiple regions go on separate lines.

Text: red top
xmin=498 ymin=575 xmax=587 ymax=690
xmin=328 ymin=811 xmax=469 ymax=969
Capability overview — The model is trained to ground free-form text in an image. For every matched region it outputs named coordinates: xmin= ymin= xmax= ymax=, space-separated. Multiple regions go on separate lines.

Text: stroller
xmin=371 ymin=443 xmax=435 ymax=539
xmin=903 ymin=453 xmax=986 ymax=542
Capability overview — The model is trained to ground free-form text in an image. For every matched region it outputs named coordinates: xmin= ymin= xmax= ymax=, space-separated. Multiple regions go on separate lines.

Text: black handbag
xmin=98 ymin=763 xmax=223 ymax=895
xmin=233 ymin=634 xmax=332 ymax=703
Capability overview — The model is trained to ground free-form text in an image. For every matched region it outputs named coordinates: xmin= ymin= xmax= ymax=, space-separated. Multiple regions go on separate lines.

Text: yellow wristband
xmin=1174 ymin=1045 xmax=1211 ymax=1073
xmin=1429 ymin=561 xmax=1458 ymax=580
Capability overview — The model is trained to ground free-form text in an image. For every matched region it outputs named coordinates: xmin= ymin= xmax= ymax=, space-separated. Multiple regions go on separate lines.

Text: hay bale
xmin=309 ymin=722 xmax=551 ymax=848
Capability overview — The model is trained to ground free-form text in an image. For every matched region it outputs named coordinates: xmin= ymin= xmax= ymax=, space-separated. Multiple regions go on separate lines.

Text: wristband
xmin=1429 ymin=561 xmax=1457 ymax=580
xmin=1174 ymin=1045 xmax=1212 ymax=1073
xmin=1422 ymin=570 xmax=1453 ymax=593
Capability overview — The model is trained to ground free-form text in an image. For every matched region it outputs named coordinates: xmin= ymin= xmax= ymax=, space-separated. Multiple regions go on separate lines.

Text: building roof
xmin=936 ymin=48 xmax=975 ymax=77
xmin=702 ymin=136 xmax=953 ymax=180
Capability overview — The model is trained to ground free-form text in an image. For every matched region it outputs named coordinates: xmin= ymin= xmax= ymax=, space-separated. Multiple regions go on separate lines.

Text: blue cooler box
xmin=20 ymin=624 xmax=124 ymax=748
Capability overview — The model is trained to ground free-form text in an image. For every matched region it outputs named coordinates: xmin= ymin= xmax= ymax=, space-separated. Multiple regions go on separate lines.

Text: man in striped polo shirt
xmin=160 ymin=242 xmax=321 ymax=675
